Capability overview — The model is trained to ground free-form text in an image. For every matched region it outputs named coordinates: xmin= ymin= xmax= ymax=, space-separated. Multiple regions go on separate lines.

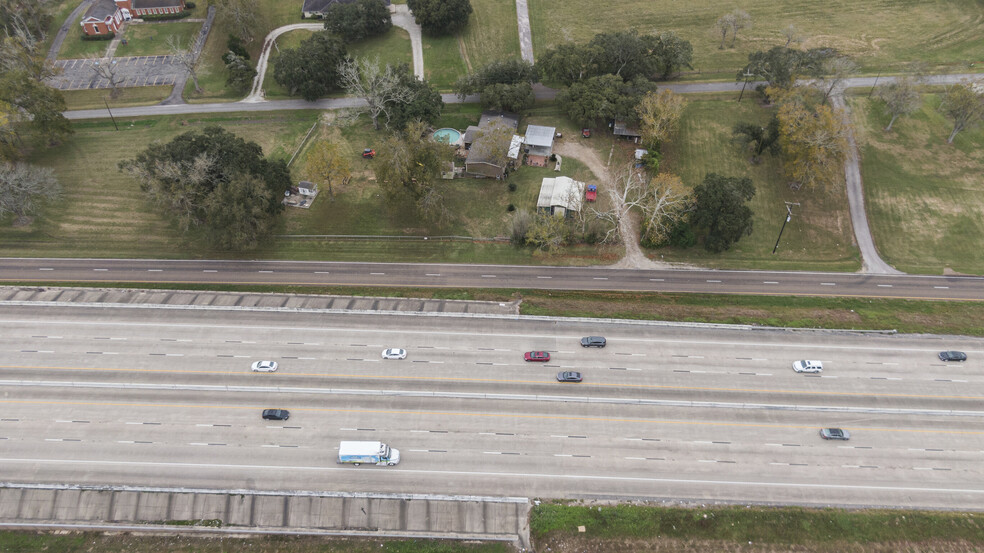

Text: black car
xmin=580 ymin=336 xmax=606 ymax=348
xmin=557 ymin=371 xmax=583 ymax=382
xmin=939 ymin=351 xmax=967 ymax=362
xmin=262 ymin=409 xmax=290 ymax=421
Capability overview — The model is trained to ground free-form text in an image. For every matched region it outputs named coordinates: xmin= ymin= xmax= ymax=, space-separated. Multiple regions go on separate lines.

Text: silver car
xmin=792 ymin=360 xmax=823 ymax=373
xmin=820 ymin=428 xmax=850 ymax=440
xmin=251 ymin=360 xmax=278 ymax=372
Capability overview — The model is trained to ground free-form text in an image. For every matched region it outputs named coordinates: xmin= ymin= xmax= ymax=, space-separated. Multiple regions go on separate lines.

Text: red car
xmin=524 ymin=351 xmax=550 ymax=362
xmin=362 ymin=148 xmax=376 ymax=158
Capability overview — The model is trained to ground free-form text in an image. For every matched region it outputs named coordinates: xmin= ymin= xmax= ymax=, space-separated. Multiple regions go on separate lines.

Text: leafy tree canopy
xmin=387 ymin=63 xmax=444 ymax=130
xmin=324 ymin=0 xmax=392 ymax=42
xmin=273 ymin=32 xmax=347 ymax=101
xmin=691 ymin=173 xmax=756 ymax=253
xmin=407 ymin=0 xmax=472 ymax=35
xmin=119 ymin=126 xmax=287 ymax=249
xmin=558 ymin=74 xmax=656 ymax=126
xmin=737 ymin=46 xmax=834 ymax=89
xmin=538 ymin=30 xmax=692 ymax=85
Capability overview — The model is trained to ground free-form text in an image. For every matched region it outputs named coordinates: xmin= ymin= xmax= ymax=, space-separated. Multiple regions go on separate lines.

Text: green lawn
xmin=57 ymin=13 xmax=115 ymax=59
xmin=60 ymin=86 xmax=172 ymax=111
xmin=528 ymin=0 xmax=984 ymax=79
xmin=658 ymin=94 xmax=859 ymax=271
xmin=460 ymin=0 xmax=521 ymax=69
xmin=41 ymin=0 xmax=82 ymax=55
xmin=852 ymin=93 xmax=984 ymax=275
xmin=7 ymin=112 xmax=319 ymax=259
xmin=420 ymin=34 xmax=468 ymax=90
xmin=532 ymin=503 xmax=984 ymax=548
xmin=116 ymin=21 xmax=203 ymax=57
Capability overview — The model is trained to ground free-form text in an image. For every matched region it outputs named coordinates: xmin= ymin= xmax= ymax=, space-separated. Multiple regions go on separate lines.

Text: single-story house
xmin=464 ymin=111 xmax=519 ymax=179
xmin=81 ymin=0 xmax=186 ymax=36
xmin=523 ymin=124 xmax=555 ymax=156
xmin=302 ymin=0 xmax=390 ymax=19
xmin=537 ymin=176 xmax=585 ymax=217
xmin=613 ymin=119 xmax=642 ymax=143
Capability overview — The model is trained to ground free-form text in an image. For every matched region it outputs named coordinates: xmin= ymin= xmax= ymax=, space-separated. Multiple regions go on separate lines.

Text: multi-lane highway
xmin=1 ymin=304 xmax=982 ymax=509
xmin=1 ymin=258 xmax=983 ymax=301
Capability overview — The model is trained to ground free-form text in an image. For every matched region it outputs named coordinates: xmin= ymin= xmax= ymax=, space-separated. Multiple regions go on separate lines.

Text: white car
xmin=792 ymin=360 xmax=823 ymax=373
xmin=381 ymin=348 xmax=407 ymax=360
xmin=250 ymin=360 xmax=278 ymax=372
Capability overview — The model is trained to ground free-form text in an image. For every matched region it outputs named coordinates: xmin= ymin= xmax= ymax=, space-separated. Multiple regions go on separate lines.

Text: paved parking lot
xmin=48 ymin=56 xmax=184 ymax=90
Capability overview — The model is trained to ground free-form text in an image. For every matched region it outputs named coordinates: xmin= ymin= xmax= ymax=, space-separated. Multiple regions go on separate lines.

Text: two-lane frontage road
xmin=1 ymin=258 xmax=982 ymax=301
xmin=1 ymin=305 xmax=983 ymax=509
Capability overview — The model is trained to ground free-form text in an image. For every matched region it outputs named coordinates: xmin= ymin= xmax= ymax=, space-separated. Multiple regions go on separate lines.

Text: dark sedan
xmin=939 ymin=351 xmax=967 ymax=362
xmin=262 ymin=409 xmax=290 ymax=421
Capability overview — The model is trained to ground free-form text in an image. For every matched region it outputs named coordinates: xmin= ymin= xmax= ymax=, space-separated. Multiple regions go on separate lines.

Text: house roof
xmin=83 ymin=0 xmax=117 ymax=21
xmin=462 ymin=125 xmax=481 ymax=145
xmin=466 ymin=119 xmax=513 ymax=168
xmin=478 ymin=111 xmax=519 ymax=130
xmin=133 ymin=0 xmax=184 ymax=8
xmin=524 ymin=125 xmax=555 ymax=148
xmin=537 ymin=176 xmax=584 ymax=212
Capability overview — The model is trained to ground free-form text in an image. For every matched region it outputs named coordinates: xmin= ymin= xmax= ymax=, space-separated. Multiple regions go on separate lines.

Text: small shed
xmin=507 ymin=135 xmax=524 ymax=160
xmin=537 ymin=176 xmax=585 ymax=217
xmin=613 ymin=119 xmax=642 ymax=143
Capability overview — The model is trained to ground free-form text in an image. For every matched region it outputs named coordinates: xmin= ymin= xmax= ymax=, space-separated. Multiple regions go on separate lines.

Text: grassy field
xmin=657 ymin=94 xmax=859 ymax=271
xmin=7 ymin=111 xmax=319 ymax=259
xmin=115 ymin=21 xmax=203 ymax=57
xmin=528 ymin=0 xmax=984 ymax=79
xmin=459 ymin=0 xmax=522 ymax=70
xmin=60 ymin=86 xmax=172 ymax=111
xmin=260 ymin=27 xmax=414 ymax=101
xmin=0 ymin=532 xmax=509 ymax=553
xmin=420 ymin=33 xmax=469 ymax=90
xmin=531 ymin=503 xmax=984 ymax=551
xmin=851 ymin=93 xmax=984 ymax=275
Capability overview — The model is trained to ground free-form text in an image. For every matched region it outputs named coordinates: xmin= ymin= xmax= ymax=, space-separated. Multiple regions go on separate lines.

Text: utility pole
xmin=868 ymin=71 xmax=881 ymax=97
xmin=772 ymin=201 xmax=800 ymax=254
xmin=738 ymin=71 xmax=754 ymax=102
xmin=103 ymin=96 xmax=119 ymax=131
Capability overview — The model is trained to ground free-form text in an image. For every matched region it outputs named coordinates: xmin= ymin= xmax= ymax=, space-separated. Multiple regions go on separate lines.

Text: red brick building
xmin=81 ymin=0 xmax=186 ymax=36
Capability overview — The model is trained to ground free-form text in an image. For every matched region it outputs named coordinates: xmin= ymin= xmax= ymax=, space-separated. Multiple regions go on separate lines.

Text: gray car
xmin=819 ymin=428 xmax=850 ymax=440
xmin=262 ymin=409 xmax=290 ymax=421
xmin=557 ymin=371 xmax=583 ymax=382
xmin=938 ymin=351 xmax=967 ymax=362
xmin=580 ymin=336 xmax=606 ymax=348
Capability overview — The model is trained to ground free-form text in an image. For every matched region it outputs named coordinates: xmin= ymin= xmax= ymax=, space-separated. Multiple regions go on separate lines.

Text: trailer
xmin=337 ymin=441 xmax=400 ymax=466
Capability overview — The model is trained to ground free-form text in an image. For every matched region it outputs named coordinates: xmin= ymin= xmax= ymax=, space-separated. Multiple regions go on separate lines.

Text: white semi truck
xmin=337 ymin=441 xmax=400 ymax=466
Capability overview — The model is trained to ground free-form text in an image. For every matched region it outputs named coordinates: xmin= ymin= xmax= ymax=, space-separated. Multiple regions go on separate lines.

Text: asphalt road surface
xmin=1 ymin=258 xmax=982 ymax=301
xmin=2 ymin=305 xmax=983 ymax=509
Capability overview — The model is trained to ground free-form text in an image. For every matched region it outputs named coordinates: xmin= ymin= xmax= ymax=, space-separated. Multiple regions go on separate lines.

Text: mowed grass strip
xmin=851 ymin=94 xmax=984 ymax=275
xmin=659 ymin=95 xmax=859 ymax=271
xmin=460 ymin=0 xmax=522 ymax=69
xmin=116 ymin=21 xmax=203 ymax=57
xmin=531 ymin=503 xmax=984 ymax=546
xmin=528 ymin=0 xmax=984 ymax=78
xmin=0 ymin=532 xmax=510 ymax=553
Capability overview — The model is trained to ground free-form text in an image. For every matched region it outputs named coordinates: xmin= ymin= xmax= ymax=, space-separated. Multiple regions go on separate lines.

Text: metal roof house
xmin=523 ymin=125 xmax=555 ymax=157
xmin=537 ymin=176 xmax=585 ymax=217
xmin=613 ymin=119 xmax=642 ymax=143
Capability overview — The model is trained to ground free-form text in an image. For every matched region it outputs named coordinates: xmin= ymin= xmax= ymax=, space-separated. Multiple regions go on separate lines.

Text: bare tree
xmin=814 ymin=56 xmax=858 ymax=105
xmin=337 ymin=56 xmax=416 ymax=130
xmin=166 ymin=35 xmax=202 ymax=93
xmin=715 ymin=13 xmax=735 ymax=50
xmin=1 ymin=20 xmax=54 ymax=80
xmin=0 ymin=161 xmax=60 ymax=223
xmin=728 ymin=9 xmax=751 ymax=47
xmin=876 ymin=75 xmax=921 ymax=131
xmin=215 ymin=0 xmax=259 ymax=44
xmin=87 ymin=56 xmax=124 ymax=99
xmin=638 ymin=172 xmax=689 ymax=246
xmin=591 ymin=166 xmax=646 ymax=244
xmin=939 ymin=81 xmax=984 ymax=144
xmin=781 ymin=23 xmax=802 ymax=48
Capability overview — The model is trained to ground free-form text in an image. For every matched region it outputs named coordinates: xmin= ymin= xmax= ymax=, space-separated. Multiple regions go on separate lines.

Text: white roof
xmin=524 ymin=125 xmax=555 ymax=147
xmin=634 ymin=149 xmax=648 ymax=160
xmin=537 ymin=176 xmax=584 ymax=212
xmin=507 ymin=135 xmax=524 ymax=160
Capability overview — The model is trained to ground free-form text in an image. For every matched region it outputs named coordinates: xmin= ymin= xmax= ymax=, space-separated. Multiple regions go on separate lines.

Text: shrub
xmin=506 ymin=204 xmax=515 ymax=212
xmin=81 ymin=32 xmax=115 ymax=41
xmin=140 ymin=11 xmax=191 ymax=21
xmin=509 ymin=209 xmax=531 ymax=245
xmin=226 ymin=34 xmax=249 ymax=60
xmin=184 ymin=1 xmax=196 ymax=8
xmin=507 ymin=183 xmax=517 ymax=192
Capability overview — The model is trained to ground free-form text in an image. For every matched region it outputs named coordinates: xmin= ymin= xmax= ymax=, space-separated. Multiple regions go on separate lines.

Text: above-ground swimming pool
xmin=432 ymin=128 xmax=462 ymax=146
